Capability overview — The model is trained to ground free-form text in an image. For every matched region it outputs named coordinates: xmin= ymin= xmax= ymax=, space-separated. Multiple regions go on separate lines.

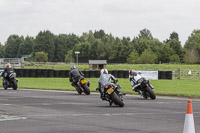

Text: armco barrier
xmin=13 ymin=69 xmax=174 ymax=79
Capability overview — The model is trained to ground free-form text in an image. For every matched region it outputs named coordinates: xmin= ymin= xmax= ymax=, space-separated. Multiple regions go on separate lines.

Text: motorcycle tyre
xmin=12 ymin=80 xmax=18 ymax=90
xmin=76 ymin=87 xmax=82 ymax=95
xmin=145 ymin=87 xmax=156 ymax=100
xmin=3 ymin=83 xmax=7 ymax=90
xmin=82 ymin=84 xmax=90 ymax=95
xmin=111 ymin=92 xmax=124 ymax=107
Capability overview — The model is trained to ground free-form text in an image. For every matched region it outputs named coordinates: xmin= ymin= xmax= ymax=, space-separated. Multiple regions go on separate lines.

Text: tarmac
xmin=0 ymin=88 xmax=200 ymax=133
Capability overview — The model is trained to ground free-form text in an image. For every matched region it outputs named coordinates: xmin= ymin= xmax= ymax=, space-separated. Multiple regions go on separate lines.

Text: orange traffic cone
xmin=183 ymin=99 xmax=195 ymax=133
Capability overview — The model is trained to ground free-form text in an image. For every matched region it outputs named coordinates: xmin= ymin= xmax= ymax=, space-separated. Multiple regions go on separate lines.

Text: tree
xmin=127 ymin=50 xmax=140 ymax=64
xmin=34 ymin=52 xmax=48 ymax=62
xmin=184 ymin=29 xmax=200 ymax=55
xmin=183 ymin=49 xmax=199 ymax=64
xmin=33 ymin=30 xmax=55 ymax=61
xmin=18 ymin=36 xmax=33 ymax=57
xmin=0 ymin=43 xmax=4 ymax=58
xmin=54 ymin=34 xmax=68 ymax=62
xmin=167 ymin=31 xmax=179 ymax=42
xmin=139 ymin=48 xmax=157 ymax=64
xmin=4 ymin=35 xmax=24 ymax=58
xmin=169 ymin=54 xmax=180 ymax=63
xmin=138 ymin=29 xmax=153 ymax=40
xmin=157 ymin=44 xmax=175 ymax=63
xmin=73 ymin=42 xmax=90 ymax=62
xmin=94 ymin=29 xmax=106 ymax=39
xmin=65 ymin=50 xmax=74 ymax=63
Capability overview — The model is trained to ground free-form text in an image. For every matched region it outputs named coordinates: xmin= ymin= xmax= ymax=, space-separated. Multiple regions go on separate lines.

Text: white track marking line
xmin=0 ymin=115 xmax=26 ymax=121
xmin=21 ymin=111 xmax=200 ymax=117
xmin=17 ymin=88 xmax=200 ymax=100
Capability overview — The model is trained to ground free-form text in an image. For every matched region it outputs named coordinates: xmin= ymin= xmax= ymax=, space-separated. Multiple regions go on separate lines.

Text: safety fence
xmin=13 ymin=69 xmax=174 ymax=79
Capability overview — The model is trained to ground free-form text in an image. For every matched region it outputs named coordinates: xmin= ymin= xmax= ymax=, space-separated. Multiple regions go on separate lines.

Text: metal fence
xmin=177 ymin=69 xmax=200 ymax=80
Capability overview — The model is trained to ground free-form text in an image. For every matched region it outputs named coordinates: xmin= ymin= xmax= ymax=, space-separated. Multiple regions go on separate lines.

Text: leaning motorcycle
xmin=131 ymin=72 xmax=156 ymax=100
xmin=74 ymin=76 xmax=90 ymax=95
xmin=1 ymin=72 xmax=18 ymax=90
xmin=100 ymin=82 xmax=125 ymax=107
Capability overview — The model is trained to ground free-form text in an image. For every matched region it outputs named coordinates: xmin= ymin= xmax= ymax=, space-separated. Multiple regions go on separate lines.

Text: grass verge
xmin=0 ymin=78 xmax=200 ymax=98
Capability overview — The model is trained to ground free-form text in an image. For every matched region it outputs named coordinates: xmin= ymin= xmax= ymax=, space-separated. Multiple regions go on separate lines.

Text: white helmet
xmin=100 ymin=68 xmax=108 ymax=75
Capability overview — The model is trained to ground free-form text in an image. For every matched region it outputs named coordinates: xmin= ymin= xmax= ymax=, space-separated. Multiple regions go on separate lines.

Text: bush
xmin=34 ymin=52 xmax=48 ymax=62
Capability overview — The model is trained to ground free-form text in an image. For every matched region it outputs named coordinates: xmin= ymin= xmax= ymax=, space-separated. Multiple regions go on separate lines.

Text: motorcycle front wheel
xmin=3 ymin=83 xmax=7 ymax=90
xmin=12 ymin=80 xmax=18 ymax=90
xmin=145 ymin=87 xmax=156 ymax=100
xmin=111 ymin=92 xmax=124 ymax=107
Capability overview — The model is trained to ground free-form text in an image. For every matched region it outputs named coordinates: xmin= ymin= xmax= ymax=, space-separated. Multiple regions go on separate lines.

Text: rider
xmin=96 ymin=68 xmax=118 ymax=99
xmin=1 ymin=63 xmax=14 ymax=84
xmin=69 ymin=66 xmax=84 ymax=87
xmin=129 ymin=69 xmax=154 ymax=92
xmin=129 ymin=69 xmax=139 ymax=92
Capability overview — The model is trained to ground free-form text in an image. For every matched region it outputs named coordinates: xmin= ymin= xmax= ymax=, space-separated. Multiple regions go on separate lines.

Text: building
xmin=89 ymin=60 xmax=107 ymax=70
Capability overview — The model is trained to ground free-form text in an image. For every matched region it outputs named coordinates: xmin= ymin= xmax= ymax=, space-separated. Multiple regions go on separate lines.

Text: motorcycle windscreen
xmin=98 ymin=74 xmax=112 ymax=88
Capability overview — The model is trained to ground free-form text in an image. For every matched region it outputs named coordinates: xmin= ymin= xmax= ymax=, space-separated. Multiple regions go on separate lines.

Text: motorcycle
xmin=130 ymin=72 xmax=156 ymax=100
xmin=1 ymin=71 xmax=18 ymax=90
xmin=73 ymin=76 xmax=90 ymax=95
xmin=100 ymin=82 xmax=125 ymax=107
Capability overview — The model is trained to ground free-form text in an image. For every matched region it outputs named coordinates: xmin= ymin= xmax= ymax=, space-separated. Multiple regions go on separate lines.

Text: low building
xmin=89 ymin=60 xmax=107 ymax=70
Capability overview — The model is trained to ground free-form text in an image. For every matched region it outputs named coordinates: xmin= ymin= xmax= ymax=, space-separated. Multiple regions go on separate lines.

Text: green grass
xmin=24 ymin=64 xmax=200 ymax=71
xmin=1 ymin=78 xmax=200 ymax=98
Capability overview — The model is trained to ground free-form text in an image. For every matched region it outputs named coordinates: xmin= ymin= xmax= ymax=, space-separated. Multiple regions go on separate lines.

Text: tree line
xmin=0 ymin=29 xmax=200 ymax=64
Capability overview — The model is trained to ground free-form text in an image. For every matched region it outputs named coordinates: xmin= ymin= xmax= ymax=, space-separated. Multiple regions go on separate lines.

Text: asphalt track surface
xmin=0 ymin=88 xmax=200 ymax=133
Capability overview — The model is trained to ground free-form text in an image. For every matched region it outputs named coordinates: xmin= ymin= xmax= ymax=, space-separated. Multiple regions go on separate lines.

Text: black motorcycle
xmin=100 ymin=82 xmax=125 ymax=107
xmin=1 ymin=71 xmax=18 ymax=90
xmin=131 ymin=72 xmax=156 ymax=100
xmin=74 ymin=76 xmax=90 ymax=95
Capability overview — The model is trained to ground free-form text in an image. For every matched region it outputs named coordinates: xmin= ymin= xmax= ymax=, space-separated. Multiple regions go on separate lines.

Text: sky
xmin=0 ymin=0 xmax=200 ymax=45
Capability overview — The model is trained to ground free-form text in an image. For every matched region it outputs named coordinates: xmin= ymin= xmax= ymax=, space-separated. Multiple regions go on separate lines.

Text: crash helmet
xmin=100 ymin=68 xmax=108 ymax=75
xmin=70 ymin=66 xmax=76 ymax=70
xmin=6 ymin=63 xmax=11 ymax=68
xmin=129 ymin=69 xmax=135 ymax=75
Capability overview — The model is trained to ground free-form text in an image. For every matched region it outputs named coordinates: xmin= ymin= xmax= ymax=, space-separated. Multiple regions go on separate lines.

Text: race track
xmin=0 ymin=88 xmax=200 ymax=133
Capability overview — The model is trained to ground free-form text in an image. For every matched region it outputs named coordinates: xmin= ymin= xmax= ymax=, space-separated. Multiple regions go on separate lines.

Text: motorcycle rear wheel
xmin=76 ymin=87 xmax=82 ymax=95
xmin=82 ymin=84 xmax=90 ymax=95
xmin=111 ymin=92 xmax=124 ymax=107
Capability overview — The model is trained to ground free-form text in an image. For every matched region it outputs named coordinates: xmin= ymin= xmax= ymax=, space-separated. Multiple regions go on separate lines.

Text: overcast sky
xmin=0 ymin=0 xmax=200 ymax=45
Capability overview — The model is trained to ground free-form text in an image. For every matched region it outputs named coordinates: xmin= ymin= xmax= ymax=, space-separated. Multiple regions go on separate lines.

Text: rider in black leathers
xmin=129 ymin=69 xmax=154 ymax=93
xmin=1 ymin=63 xmax=14 ymax=84
xmin=96 ymin=68 xmax=118 ymax=99
xmin=69 ymin=66 xmax=84 ymax=87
